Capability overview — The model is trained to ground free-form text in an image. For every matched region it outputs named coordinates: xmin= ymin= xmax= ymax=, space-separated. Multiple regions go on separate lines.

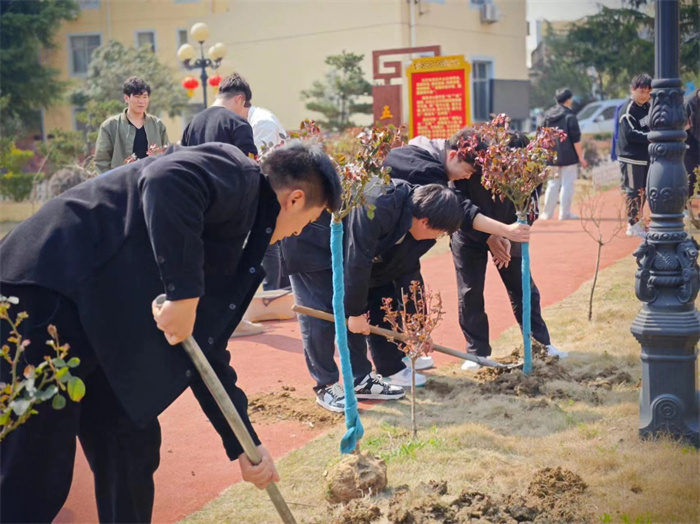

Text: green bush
xmin=0 ymin=173 xmax=34 ymax=202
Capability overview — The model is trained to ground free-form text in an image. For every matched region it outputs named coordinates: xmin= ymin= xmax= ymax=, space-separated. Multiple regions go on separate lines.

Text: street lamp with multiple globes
xmin=176 ymin=22 xmax=227 ymax=108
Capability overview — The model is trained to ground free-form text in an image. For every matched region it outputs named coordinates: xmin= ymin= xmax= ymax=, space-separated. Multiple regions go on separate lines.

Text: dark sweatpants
xmin=451 ymin=232 xmax=551 ymax=357
xmin=290 ymin=270 xmax=406 ymax=389
xmin=0 ymin=284 xmax=161 ymax=524
xmin=620 ymin=162 xmax=649 ymax=225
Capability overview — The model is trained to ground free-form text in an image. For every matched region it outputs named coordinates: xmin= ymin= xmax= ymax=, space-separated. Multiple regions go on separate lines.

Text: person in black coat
xmin=281 ymin=181 xmax=462 ymax=412
xmin=0 ymin=141 xmax=341 ymax=523
xmin=447 ymin=132 xmax=565 ymax=369
xmin=617 ymin=73 xmax=653 ymax=238
xmin=181 ymin=75 xmax=258 ymax=158
xmin=685 ymin=89 xmax=700 ymax=197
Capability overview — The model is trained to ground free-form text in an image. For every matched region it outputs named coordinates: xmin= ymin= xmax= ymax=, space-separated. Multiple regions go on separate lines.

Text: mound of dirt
xmin=247 ymin=389 xmax=342 ymax=429
xmin=385 ymin=469 xmax=589 ymax=523
xmin=574 ymin=366 xmax=635 ymax=390
xmin=325 ymin=451 xmax=388 ymax=503
xmin=331 ymin=498 xmax=382 ymax=524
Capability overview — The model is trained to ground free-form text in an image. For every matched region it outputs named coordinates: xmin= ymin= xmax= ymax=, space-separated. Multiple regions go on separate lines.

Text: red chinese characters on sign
xmin=407 ymin=55 xmax=471 ymax=139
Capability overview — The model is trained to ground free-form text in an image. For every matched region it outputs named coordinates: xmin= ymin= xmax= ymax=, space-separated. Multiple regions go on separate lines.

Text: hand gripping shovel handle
xmin=155 ymin=295 xmax=297 ymax=524
xmin=292 ymin=304 xmax=523 ymax=370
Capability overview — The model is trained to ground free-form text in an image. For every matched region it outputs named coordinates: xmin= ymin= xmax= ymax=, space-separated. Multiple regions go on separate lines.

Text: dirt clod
xmin=325 ymin=451 xmax=388 ymax=503
xmin=248 ymin=389 xmax=342 ymax=429
xmin=527 ymin=466 xmax=587 ymax=499
xmin=332 ymin=498 xmax=381 ymax=524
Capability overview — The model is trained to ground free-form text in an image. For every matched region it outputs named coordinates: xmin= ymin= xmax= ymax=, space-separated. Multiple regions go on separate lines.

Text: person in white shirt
xmin=248 ymin=105 xmax=286 ymax=153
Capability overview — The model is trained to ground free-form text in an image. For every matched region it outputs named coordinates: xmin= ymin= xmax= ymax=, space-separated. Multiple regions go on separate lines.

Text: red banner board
xmin=407 ymin=55 xmax=471 ymax=139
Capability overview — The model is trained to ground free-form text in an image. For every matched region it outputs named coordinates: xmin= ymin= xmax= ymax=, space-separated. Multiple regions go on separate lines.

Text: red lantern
xmin=182 ymin=76 xmax=200 ymax=98
xmin=208 ymin=74 xmax=222 ymax=95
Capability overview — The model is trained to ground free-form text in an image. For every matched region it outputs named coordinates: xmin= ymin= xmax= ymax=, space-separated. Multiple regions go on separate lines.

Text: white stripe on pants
xmin=542 ymin=164 xmax=578 ymax=219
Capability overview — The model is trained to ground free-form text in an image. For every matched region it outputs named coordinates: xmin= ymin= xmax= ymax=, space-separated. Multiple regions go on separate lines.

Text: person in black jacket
xmin=617 ymin=73 xmax=653 ymax=238
xmin=282 ymin=182 xmax=462 ymax=412
xmin=180 ymin=75 xmax=258 ymax=158
xmin=0 ymin=141 xmax=341 ymax=523
xmin=685 ymin=89 xmax=700 ymax=198
xmin=448 ymin=132 xmax=565 ymax=370
xmin=540 ymin=88 xmax=588 ymax=220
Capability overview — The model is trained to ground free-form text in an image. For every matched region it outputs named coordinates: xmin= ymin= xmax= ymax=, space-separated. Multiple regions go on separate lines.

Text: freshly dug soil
xmin=331 ymin=498 xmax=382 ymax=524
xmin=574 ymin=366 xmax=635 ymax=390
xmin=385 ymin=467 xmax=589 ymax=523
xmin=325 ymin=451 xmax=388 ymax=503
xmin=247 ymin=389 xmax=342 ymax=429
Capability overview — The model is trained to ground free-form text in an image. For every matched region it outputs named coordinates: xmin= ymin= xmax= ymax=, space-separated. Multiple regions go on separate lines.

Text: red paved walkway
xmin=56 ymin=189 xmax=641 ymax=523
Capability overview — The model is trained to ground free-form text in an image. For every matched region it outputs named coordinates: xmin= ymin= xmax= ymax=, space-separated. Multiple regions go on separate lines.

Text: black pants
xmin=620 ymin=162 xmax=649 ymax=225
xmin=0 ymin=284 xmax=161 ymax=524
xmin=451 ymin=233 xmax=550 ymax=357
xmin=290 ymin=270 xmax=406 ymax=389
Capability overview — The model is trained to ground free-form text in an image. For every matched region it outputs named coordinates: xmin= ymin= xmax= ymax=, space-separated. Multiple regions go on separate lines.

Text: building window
xmin=135 ymin=31 xmax=156 ymax=53
xmin=470 ymin=0 xmax=488 ymax=6
xmin=174 ymin=0 xmax=200 ymax=4
xmin=472 ymin=60 xmax=493 ymax=122
xmin=177 ymin=29 xmax=188 ymax=48
xmin=79 ymin=0 xmax=100 ymax=9
xmin=69 ymin=34 xmax=102 ymax=76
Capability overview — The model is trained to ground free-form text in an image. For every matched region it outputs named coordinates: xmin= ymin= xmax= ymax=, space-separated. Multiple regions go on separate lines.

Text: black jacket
xmin=0 ymin=143 xmax=278 ymax=460
xmin=543 ymin=104 xmax=581 ymax=166
xmin=616 ymin=98 xmax=651 ymax=165
xmin=686 ymin=91 xmax=700 ymax=161
xmin=280 ymin=181 xmax=434 ymax=316
xmin=181 ymin=106 xmax=258 ymax=158
xmin=383 ymin=145 xmax=486 ymax=240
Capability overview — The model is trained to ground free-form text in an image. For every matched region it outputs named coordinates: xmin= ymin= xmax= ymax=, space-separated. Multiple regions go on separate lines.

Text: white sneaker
xmin=229 ymin=319 xmax=264 ymax=338
xmin=539 ymin=213 xmax=551 ymax=220
xmin=384 ymin=367 xmax=426 ymax=388
xmin=546 ymin=344 xmax=568 ymax=358
xmin=354 ymin=373 xmax=405 ymax=400
xmin=402 ymin=355 xmax=434 ymax=370
xmin=461 ymin=359 xmax=482 ymax=371
xmin=559 ymin=213 xmax=580 ymax=220
xmin=626 ymin=222 xmax=647 ymax=238
xmin=315 ymin=383 xmax=346 ymax=413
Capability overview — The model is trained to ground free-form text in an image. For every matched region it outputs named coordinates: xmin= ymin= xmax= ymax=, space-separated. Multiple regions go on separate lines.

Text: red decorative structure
xmin=182 ymin=76 xmax=200 ymax=98
xmin=208 ymin=74 xmax=222 ymax=94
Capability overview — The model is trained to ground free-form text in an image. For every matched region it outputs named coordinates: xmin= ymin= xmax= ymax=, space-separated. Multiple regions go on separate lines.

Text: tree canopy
xmin=0 ymin=0 xmax=79 ymax=134
xmin=301 ymin=51 xmax=373 ymax=132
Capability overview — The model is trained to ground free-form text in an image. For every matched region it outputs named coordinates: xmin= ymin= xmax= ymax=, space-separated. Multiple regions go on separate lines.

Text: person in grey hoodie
xmin=540 ymin=88 xmax=587 ymax=220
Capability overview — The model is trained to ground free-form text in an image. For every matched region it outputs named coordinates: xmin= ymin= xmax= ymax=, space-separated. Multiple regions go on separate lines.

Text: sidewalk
xmin=56 ymin=188 xmax=642 ymax=523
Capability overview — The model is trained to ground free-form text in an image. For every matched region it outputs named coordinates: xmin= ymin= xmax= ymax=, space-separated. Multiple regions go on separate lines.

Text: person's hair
xmin=411 ymin=184 xmax=463 ymax=234
xmin=123 ymin=77 xmax=151 ymax=97
xmin=262 ymin=140 xmax=341 ymax=212
xmin=507 ymin=130 xmax=530 ymax=149
xmin=447 ymin=127 xmax=487 ymax=164
xmin=554 ymin=88 xmax=573 ymax=104
xmin=218 ymin=73 xmax=252 ymax=107
xmin=631 ymin=73 xmax=652 ymax=90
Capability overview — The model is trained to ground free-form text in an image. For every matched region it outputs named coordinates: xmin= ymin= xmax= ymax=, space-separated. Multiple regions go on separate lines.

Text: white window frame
xmin=67 ymin=32 xmax=102 ymax=77
xmin=470 ymin=56 xmax=494 ymax=123
xmin=134 ymin=29 xmax=157 ymax=53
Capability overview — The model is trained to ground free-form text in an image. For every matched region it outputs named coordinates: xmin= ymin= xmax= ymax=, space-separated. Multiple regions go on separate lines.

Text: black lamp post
xmin=632 ymin=0 xmax=699 ymax=447
xmin=176 ymin=23 xmax=226 ymax=108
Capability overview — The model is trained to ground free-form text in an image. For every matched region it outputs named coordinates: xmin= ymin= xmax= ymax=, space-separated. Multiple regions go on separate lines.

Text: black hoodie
xmin=543 ymin=104 xmax=582 ymax=166
xmin=616 ymin=98 xmax=651 ymax=165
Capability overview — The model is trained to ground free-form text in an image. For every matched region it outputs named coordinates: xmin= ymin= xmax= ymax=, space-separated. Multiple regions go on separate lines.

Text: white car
xmin=576 ymin=99 xmax=627 ymax=134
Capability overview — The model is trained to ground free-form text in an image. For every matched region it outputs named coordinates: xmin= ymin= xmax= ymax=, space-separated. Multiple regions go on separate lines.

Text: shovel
xmin=292 ymin=304 xmax=523 ymax=370
xmin=155 ymin=295 xmax=297 ymax=524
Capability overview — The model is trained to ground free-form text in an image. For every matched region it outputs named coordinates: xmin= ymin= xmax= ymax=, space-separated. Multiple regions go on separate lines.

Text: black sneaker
xmin=315 ymin=383 xmax=346 ymax=413
xmin=354 ymin=373 xmax=406 ymax=400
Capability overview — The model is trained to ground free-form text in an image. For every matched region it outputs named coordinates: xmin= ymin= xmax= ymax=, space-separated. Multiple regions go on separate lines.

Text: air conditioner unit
xmin=480 ymin=3 xmax=500 ymax=24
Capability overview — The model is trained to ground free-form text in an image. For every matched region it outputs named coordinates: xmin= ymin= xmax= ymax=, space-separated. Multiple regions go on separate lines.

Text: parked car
xmin=576 ymin=99 xmax=626 ymax=134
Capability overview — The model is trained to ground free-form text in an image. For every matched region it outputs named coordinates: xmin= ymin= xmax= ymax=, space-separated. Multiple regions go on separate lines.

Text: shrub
xmin=0 ymin=173 xmax=34 ymax=201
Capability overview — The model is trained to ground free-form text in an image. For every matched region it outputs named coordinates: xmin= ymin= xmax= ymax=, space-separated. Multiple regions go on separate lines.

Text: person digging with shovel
xmin=0 ymin=141 xmax=341 ymax=523
xmin=282 ymin=181 xmax=462 ymax=413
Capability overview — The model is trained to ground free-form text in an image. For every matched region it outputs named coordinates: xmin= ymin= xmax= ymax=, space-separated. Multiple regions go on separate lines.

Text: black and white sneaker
xmin=315 ymin=383 xmax=346 ymax=413
xmin=354 ymin=373 xmax=406 ymax=400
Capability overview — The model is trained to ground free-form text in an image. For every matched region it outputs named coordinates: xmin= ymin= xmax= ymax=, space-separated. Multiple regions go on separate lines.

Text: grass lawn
xmin=180 ymin=251 xmax=699 ymax=524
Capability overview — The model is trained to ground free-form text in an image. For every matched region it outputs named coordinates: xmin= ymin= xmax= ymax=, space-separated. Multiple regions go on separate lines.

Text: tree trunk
xmin=588 ymin=235 xmax=603 ymax=321
xmin=411 ymin=358 xmax=417 ymax=441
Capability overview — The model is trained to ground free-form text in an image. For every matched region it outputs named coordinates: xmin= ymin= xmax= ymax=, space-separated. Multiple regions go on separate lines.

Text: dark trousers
xmin=0 ymin=284 xmax=161 ymax=524
xmin=685 ymin=148 xmax=699 ymax=198
xmin=290 ymin=270 xmax=406 ymax=389
xmin=262 ymin=243 xmax=290 ymax=291
xmin=620 ymin=162 xmax=649 ymax=225
xmin=451 ymin=233 xmax=551 ymax=357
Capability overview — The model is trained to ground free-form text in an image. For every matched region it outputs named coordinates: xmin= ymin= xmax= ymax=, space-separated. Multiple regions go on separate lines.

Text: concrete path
xmin=55 ymin=188 xmax=642 ymax=523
